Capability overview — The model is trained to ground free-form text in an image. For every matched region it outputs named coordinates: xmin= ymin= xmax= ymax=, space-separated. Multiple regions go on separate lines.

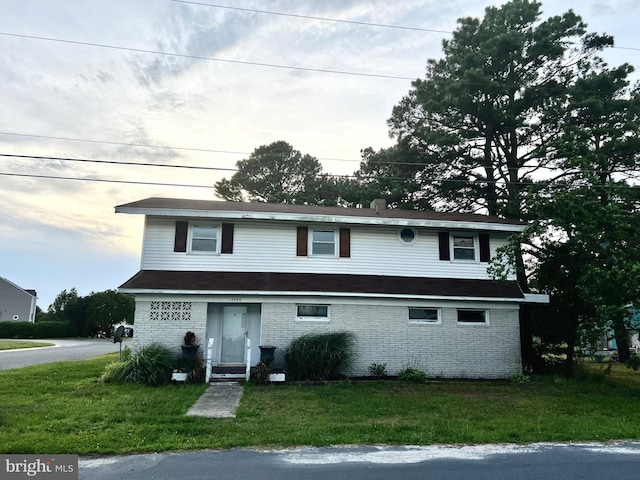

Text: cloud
xmin=130 ymin=2 xmax=265 ymax=86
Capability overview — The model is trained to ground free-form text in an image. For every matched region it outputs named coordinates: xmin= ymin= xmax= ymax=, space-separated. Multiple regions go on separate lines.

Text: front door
xmin=220 ymin=306 xmax=247 ymax=364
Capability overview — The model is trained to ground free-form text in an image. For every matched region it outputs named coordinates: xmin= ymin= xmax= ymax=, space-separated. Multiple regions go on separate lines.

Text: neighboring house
xmin=0 ymin=277 xmax=38 ymax=323
xmin=116 ymin=197 xmax=548 ymax=380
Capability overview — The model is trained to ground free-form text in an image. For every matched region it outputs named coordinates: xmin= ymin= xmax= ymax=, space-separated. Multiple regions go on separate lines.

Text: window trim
xmin=188 ymin=223 xmax=220 ymax=254
xmin=451 ymin=233 xmax=479 ymax=262
xmin=398 ymin=227 xmax=418 ymax=246
xmin=408 ymin=307 xmax=441 ymax=325
xmin=309 ymin=228 xmax=338 ymax=257
xmin=296 ymin=304 xmax=331 ymax=322
xmin=456 ymin=309 xmax=489 ymax=325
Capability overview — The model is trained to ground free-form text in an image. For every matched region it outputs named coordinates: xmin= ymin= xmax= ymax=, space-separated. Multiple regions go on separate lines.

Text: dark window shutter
xmin=438 ymin=232 xmax=450 ymax=261
xmin=479 ymin=233 xmax=490 ymax=262
xmin=221 ymin=223 xmax=234 ymax=254
xmin=296 ymin=226 xmax=308 ymax=256
xmin=339 ymin=228 xmax=351 ymax=258
xmin=174 ymin=221 xmax=188 ymax=252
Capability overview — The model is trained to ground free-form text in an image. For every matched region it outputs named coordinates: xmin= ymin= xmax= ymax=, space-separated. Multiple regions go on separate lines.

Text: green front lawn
xmin=0 ymin=340 xmax=54 ymax=350
xmin=0 ymin=355 xmax=638 ymax=455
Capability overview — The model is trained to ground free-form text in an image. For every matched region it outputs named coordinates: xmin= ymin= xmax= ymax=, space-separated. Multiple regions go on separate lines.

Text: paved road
xmin=0 ymin=338 xmax=123 ymax=370
xmin=79 ymin=443 xmax=640 ymax=480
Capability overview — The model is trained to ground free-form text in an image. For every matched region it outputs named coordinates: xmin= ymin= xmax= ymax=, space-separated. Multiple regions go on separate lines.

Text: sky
xmin=1 ymin=0 xmax=639 ymax=311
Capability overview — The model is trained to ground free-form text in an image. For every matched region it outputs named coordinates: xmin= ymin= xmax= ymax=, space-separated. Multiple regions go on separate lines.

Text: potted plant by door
xmin=181 ymin=331 xmax=199 ymax=359
xmin=172 ymin=331 xmax=201 ymax=383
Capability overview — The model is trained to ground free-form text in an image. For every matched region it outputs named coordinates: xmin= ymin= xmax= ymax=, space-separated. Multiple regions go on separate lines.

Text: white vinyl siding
xmin=140 ymin=218 xmax=513 ymax=280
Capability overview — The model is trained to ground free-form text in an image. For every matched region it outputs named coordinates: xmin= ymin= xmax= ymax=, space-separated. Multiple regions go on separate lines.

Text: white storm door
xmin=220 ymin=306 xmax=247 ymax=364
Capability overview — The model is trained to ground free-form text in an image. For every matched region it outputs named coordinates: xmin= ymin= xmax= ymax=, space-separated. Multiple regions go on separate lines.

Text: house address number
xmin=231 ymin=297 xmax=243 ymax=302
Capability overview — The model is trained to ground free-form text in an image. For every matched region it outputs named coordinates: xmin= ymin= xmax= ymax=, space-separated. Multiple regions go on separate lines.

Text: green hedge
xmin=285 ymin=331 xmax=355 ymax=381
xmin=0 ymin=321 xmax=72 ymax=338
xmin=34 ymin=321 xmax=71 ymax=338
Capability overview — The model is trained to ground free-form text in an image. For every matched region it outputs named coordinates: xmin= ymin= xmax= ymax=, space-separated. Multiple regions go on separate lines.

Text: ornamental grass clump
xmin=285 ymin=331 xmax=355 ymax=381
xmin=101 ymin=343 xmax=176 ymax=386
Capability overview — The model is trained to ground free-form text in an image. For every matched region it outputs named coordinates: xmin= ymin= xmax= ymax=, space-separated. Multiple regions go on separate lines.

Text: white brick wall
xmin=131 ymin=295 xmax=522 ymax=379
xmin=131 ymin=298 xmax=208 ymax=357
xmin=259 ymin=301 xmax=522 ymax=379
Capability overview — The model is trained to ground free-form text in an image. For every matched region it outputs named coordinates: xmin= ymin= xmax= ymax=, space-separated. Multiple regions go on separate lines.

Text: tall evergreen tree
xmin=383 ymin=0 xmax=611 ymax=220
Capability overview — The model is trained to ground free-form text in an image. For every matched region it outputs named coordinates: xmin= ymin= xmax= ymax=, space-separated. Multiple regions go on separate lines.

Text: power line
xmin=0 ymin=171 xmax=212 ymax=189
xmin=3 ymin=155 xmax=638 ymax=189
xmin=0 ymin=132 xmax=247 ymax=155
xmin=170 ymin=0 xmax=452 ymax=34
xmin=0 ymin=32 xmax=414 ymax=81
xmin=0 ymin=131 xmax=361 ymax=163
xmin=3 ymin=151 xmax=639 ymax=180
xmin=0 ymin=153 xmax=238 ymax=173
xmin=171 ymin=1 xmax=640 ymax=52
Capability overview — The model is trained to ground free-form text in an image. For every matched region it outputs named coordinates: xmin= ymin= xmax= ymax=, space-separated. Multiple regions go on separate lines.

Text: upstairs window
xmin=439 ymin=232 xmax=490 ymax=262
xmin=452 ymin=235 xmax=476 ymax=261
xmin=311 ymin=229 xmax=336 ymax=256
xmin=174 ymin=221 xmax=233 ymax=254
xmin=190 ymin=224 xmax=218 ymax=253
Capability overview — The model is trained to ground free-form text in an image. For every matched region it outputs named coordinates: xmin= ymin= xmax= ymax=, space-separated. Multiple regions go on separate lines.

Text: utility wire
xmin=2 ymin=152 xmax=639 ymax=179
xmin=170 ymin=1 xmax=640 ymax=52
xmin=0 ymin=32 xmax=414 ymax=80
xmin=3 ymin=155 xmax=638 ymax=188
xmin=0 ymin=171 xmax=212 ymax=189
xmin=170 ymin=0 xmax=452 ymax=34
xmin=0 ymin=131 xmax=361 ymax=163
xmin=0 ymin=153 xmax=238 ymax=173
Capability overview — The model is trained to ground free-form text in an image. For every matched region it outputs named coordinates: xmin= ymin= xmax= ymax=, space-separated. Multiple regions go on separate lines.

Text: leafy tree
xmin=531 ymin=64 xmax=640 ymax=370
xmin=215 ymin=140 xmax=345 ymax=205
xmin=354 ymin=144 xmax=434 ymax=210
xmin=85 ymin=290 xmax=135 ymax=337
xmin=46 ymin=288 xmax=134 ymax=337
xmin=48 ymin=288 xmax=79 ymax=317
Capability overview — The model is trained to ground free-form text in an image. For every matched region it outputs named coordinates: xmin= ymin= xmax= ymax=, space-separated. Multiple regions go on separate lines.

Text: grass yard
xmin=0 ymin=355 xmax=639 ymax=455
xmin=0 ymin=340 xmax=54 ymax=350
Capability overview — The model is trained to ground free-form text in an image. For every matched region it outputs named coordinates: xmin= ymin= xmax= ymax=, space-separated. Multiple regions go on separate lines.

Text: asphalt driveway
xmin=0 ymin=338 xmax=122 ymax=370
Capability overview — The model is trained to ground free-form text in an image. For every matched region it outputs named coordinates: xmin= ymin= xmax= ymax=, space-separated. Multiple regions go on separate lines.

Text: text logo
xmin=1 ymin=455 xmax=78 ymax=480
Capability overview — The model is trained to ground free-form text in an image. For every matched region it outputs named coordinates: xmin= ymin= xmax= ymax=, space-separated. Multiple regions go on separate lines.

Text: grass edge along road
xmin=0 ymin=354 xmax=638 ymax=455
xmin=0 ymin=340 xmax=55 ymax=350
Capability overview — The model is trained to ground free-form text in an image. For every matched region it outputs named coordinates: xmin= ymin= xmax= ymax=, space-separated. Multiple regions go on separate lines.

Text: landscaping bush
xmin=398 ymin=367 xmax=429 ymax=382
xmin=0 ymin=321 xmax=36 ymax=338
xmin=0 ymin=320 xmax=72 ymax=338
xmin=101 ymin=343 xmax=176 ymax=386
xmin=368 ymin=362 xmax=388 ymax=377
xmin=33 ymin=321 xmax=71 ymax=338
xmin=285 ymin=331 xmax=355 ymax=381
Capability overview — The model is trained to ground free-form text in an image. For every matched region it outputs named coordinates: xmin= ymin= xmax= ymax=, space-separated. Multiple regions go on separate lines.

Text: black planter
xmin=259 ymin=345 xmax=276 ymax=366
xmin=181 ymin=344 xmax=199 ymax=359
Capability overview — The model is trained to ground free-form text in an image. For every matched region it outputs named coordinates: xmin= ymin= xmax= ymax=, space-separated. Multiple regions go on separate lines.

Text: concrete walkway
xmin=186 ymin=383 xmax=244 ymax=418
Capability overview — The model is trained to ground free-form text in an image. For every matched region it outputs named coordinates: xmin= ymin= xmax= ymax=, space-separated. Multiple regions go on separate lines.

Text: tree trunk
xmin=564 ymin=313 xmax=580 ymax=378
xmin=613 ymin=317 xmax=631 ymax=363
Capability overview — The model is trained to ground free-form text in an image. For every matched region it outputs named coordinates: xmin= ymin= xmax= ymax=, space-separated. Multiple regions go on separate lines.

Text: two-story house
xmin=116 ymin=197 xmax=547 ymax=379
xmin=0 ymin=277 xmax=38 ymax=323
